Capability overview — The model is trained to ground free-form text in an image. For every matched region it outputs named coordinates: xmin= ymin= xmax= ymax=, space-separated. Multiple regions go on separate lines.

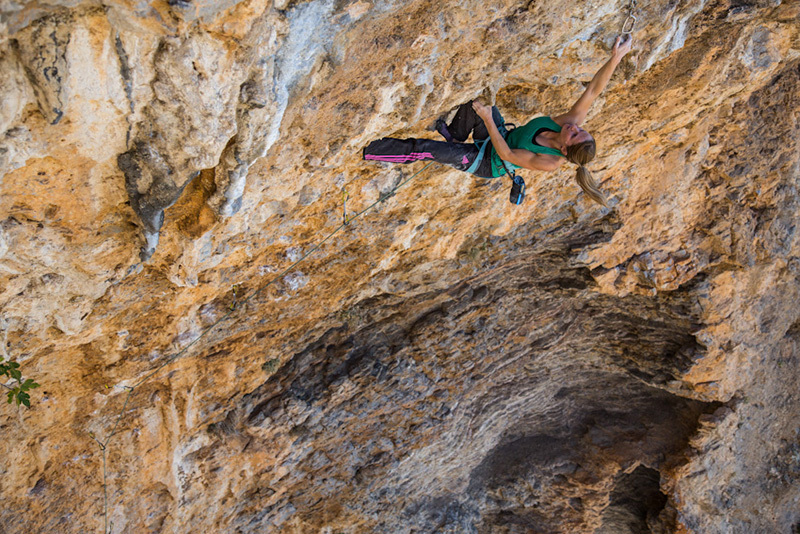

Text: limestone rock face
xmin=1 ymin=1 xmax=799 ymax=533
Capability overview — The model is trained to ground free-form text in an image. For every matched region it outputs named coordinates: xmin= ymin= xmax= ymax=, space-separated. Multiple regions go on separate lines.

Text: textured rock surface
xmin=1 ymin=0 xmax=799 ymax=533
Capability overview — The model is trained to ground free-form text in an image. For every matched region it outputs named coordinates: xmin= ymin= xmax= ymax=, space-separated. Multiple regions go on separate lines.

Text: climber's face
xmin=561 ymin=123 xmax=592 ymax=147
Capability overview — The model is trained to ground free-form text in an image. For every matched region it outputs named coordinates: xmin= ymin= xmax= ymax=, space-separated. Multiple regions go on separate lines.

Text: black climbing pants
xmin=446 ymin=100 xmax=505 ymax=142
xmin=363 ymin=102 xmax=504 ymax=179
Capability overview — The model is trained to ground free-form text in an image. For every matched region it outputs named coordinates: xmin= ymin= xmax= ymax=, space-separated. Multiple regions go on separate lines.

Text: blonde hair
xmin=565 ymin=139 xmax=608 ymax=208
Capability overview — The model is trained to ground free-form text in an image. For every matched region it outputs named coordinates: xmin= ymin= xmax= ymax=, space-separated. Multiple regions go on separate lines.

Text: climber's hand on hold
xmin=472 ymin=100 xmax=493 ymax=122
xmin=612 ymin=35 xmax=633 ymax=61
xmin=554 ymin=35 xmax=632 ymax=126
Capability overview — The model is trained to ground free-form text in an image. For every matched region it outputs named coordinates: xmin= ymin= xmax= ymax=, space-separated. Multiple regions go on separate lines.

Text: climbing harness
xmin=465 ymin=121 xmax=514 ymax=175
xmin=465 ymin=121 xmax=526 ymax=205
xmin=465 ymin=138 xmax=491 ymax=175
xmin=621 ymin=0 xmax=637 ymax=35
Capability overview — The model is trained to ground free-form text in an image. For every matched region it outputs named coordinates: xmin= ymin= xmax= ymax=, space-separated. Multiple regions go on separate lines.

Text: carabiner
xmin=621 ymin=14 xmax=636 ymax=35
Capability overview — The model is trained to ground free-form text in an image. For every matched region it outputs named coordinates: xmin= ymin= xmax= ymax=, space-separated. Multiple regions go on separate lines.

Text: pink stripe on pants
xmin=365 ymin=152 xmax=433 ymax=162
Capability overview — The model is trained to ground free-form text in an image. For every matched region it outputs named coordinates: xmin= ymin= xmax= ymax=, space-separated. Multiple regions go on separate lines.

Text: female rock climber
xmin=363 ymin=35 xmax=633 ymax=207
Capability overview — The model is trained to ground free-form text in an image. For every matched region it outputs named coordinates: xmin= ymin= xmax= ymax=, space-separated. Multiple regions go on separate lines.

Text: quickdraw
xmin=342 ymin=188 xmax=349 ymax=225
xmin=621 ymin=0 xmax=637 ymax=35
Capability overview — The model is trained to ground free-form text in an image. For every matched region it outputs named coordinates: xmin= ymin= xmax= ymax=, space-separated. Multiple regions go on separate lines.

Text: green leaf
xmin=0 ymin=361 xmax=39 ymax=407
xmin=22 ymin=379 xmax=40 ymax=391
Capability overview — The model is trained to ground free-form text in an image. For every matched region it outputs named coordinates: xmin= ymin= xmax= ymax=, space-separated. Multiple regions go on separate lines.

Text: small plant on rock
xmin=262 ymin=357 xmax=280 ymax=374
xmin=1 ymin=356 xmax=40 ymax=408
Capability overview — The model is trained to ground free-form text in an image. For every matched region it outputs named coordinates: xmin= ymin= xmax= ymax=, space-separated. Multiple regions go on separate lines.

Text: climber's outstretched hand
xmin=612 ymin=35 xmax=633 ymax=60
xmin=553 ymin=35 xmax=633 ymax=127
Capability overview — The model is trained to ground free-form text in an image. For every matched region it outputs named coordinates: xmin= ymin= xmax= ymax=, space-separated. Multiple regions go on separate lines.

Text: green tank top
xmin=489 ymin=116 xmax=564 ymax=177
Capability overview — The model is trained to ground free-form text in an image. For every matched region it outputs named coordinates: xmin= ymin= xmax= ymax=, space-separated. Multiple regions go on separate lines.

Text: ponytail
xmin=566 ymin=139 xmax=609 ymax=208
xmin=575 ymin=165 xmax=609 ymax=208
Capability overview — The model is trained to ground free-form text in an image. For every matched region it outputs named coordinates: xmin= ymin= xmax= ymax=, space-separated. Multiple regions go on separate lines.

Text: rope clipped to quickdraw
xmin=621 ymin=0 xmax=637 ymax=35
xmin=342 ymin=188 xmax=349 ymax=225
xmin=230 ymin=284 xmax=239 ymax=310
xmin=619 ymin=0 xmax=638 ymax=81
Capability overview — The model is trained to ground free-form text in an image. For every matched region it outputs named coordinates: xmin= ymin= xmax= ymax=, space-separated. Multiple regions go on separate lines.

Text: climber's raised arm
xmin=554 ymin=35 xmax=633 ymax=127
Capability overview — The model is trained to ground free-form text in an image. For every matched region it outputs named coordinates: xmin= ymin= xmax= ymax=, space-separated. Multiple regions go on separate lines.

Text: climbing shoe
xmin=435 ymin=119 xmax=454 ymax=143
